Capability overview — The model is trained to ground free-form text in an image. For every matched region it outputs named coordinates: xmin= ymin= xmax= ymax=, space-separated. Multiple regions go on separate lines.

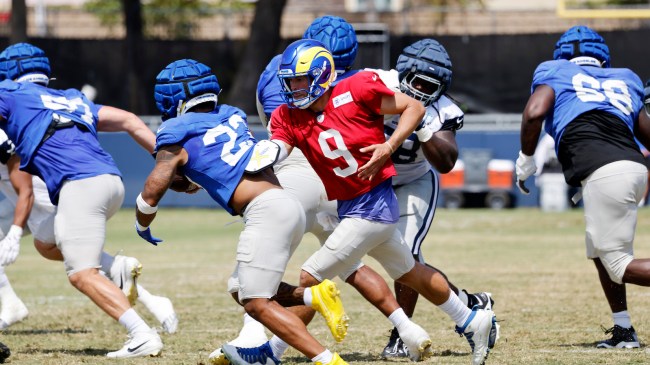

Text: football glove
xmin=135 ymin=223 xmax=163 ymax=246
xmin=515 ymin=150 xmax=537 ymax=195
xmin=415 ymin=112 xmax=436 ymax=142
xmin=0 ymin=225 xmax=22 ymax=266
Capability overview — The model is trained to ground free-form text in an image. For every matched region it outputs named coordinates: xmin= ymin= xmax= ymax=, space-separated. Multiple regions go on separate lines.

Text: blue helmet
xmin=154 ymin=59 xmax=221 ymax=120
xmin=0 ymin=42 xmax=51 ymax=85
xmin=278 ymin=39 xmax=336 ymax=109
xmin=396 ymin=38 xmax=452 ymax=106
xmin=303 ymin=15 xmax=358 ymax=73
xmin=553 ymin=25 xmax=610 ymax=68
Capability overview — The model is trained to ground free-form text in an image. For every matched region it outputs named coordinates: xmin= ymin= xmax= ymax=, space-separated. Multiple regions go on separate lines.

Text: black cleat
xmin=597 ymin=325 xmax=640 ymax=349
xmin=381 ymin=327 xmax=410 ymax=359
xmin=0 ymin=341 xmax=10 ymax=364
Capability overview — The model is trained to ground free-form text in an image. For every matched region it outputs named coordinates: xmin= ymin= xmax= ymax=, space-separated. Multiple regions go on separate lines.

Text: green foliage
xmin=83 ymin=0 xmax=254 ymax=39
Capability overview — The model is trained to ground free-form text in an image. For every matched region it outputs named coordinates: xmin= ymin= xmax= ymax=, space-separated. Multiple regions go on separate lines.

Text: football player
xmin=517 ymin=25 xmax=650 ymax=349
xmin=376 ymin=38 xmax=499 ymax=358
xmin=136 ymin=59 xmax=350 ymax=365
xmin=0 ymin=42 xmax=163 ymax=358
xmin=254 ymin=39 xmax=496 ymax=365
xmin=0 ymin=129 xmax=178 ymax=334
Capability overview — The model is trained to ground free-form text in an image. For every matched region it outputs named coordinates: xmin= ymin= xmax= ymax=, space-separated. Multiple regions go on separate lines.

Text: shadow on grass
xmin=4 ymin=328 xmax=90 ymax=335
xmin=20 ymin=347 xmax=109 ymax=356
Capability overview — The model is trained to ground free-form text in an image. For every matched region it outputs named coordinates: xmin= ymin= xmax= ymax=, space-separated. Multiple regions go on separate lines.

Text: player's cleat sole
xmin=311 ymin=279 xmax=349 ymax=343
xmin=110 ymin=255 xmax=142 ymax=306
xmin=316 ymin=352 xmax=348 ymax=365
xmin=106 ymin=329 xmax=163 ymax=358
xmin=209 ymin=348 xmax=231 ymax=365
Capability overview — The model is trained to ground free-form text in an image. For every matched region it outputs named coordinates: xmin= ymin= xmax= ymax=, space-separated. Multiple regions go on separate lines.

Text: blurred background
xmin=2 ymin=0 xmax=650 ymax=209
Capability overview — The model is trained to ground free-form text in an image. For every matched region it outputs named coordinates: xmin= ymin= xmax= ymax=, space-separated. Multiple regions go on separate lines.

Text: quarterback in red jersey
xmin=267 ymin=39 xmax=498 ymax=365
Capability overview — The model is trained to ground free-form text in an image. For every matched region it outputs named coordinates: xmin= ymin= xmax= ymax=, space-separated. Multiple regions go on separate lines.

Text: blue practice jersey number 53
xmin=572 ymin=73 xmax=633 ymax=115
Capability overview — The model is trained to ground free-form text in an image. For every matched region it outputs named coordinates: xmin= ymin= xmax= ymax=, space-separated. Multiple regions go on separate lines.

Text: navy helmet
xmin=553 ymin=25 xmax=610 ymax=68
xmin=0 ymin=43 xmax=51 ymax=85
xmin=396 ymin=38 xmax=452 ymax=106
xmin=154 ymin=59 xmax=221 ymax=120
xmin=277 ymin=39 xmax=336 ymax=109
xmin=303 ymin=15 xmax=358 ymax=73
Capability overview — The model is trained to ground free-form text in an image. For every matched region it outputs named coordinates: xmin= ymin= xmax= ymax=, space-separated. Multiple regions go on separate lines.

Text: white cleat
xmin=456 ymin=308 xmax=496 ymax=365
xmin=147 ymin=295 xmax=178 ymax=334
xmin=110 ymin=255 xmax=142 ymax=306
xmin=106 ymin=328 xmax=163 ymax=358
xmin=0 ymin=296 xmax=28 ymax=330
xmin=208 ymin=319 xmax=268 ymax=365
xmin=398 ymin=322 xmax=433 ymax=362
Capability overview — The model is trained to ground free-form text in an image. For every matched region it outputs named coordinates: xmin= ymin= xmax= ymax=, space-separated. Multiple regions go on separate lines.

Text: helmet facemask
xmin=400 ymin=71 xmax=444 ymax=107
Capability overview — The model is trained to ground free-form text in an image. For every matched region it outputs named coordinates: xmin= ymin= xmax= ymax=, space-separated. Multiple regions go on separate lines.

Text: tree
xmin=10 ymin=0 xmax=27 ymax=44
xmin=226 ymin=0 xmax=286 ymax=115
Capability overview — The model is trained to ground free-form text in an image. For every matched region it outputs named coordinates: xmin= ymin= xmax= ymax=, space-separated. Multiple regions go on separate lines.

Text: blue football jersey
xmin=155 ymin=105 xmax=256 ymax=215
xmin=532 ymin=60 xmax=643 ymax=151
xmin=0 ymin=80 xmax=101 ymax=168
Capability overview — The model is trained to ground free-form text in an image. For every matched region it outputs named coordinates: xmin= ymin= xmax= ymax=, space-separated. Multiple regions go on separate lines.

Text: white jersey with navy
xmin=0 ymin=129 xmax=15 ymax=180
xmin=374 ymin=68 xmax=464 ymax=186
xmin=154 ymin=106 xmax=255 ymax=216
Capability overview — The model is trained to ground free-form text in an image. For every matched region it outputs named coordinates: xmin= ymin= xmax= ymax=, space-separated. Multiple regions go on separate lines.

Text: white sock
xmin=100 ymin=252 xmax=115 ymax=277
xmin=243 ymin=313 xmax=259 ymax=326
xmin=0 ymin=267 xmax=9 ymax=289
xmin=136 ymin=284 xmax=154 ymax=304
xmin=303 ymin=287 xmax=314 ymax=307
xmin=438 ymin=290 xmax=471 ymax=327
xmin=311 ymin=349 xmax=333 ymax=364
xmin=612 ymin=311 xmax=632 ymax=329
xmin=118 ymin=308 xmax=150 ymax=335
xmin=457 ymin=289 xmax=469 ymax=307
xmin=388 ymin=308 xmax=410 ymax=333
xmin=269 ymin=335 xmax=289 ymax=359
xmin=0 ymin=280 xmax=18 ymax=303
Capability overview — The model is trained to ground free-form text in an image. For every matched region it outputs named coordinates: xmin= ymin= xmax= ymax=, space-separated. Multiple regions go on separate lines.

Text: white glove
xmin=0 ymin=225 xmax=22 ymax=266
xmin=515 ymin=151 xmax=537 ymax=195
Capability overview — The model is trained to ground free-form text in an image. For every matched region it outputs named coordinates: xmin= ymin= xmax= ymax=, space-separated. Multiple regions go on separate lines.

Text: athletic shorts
xmin=229 ymin=188 xmax=306 ymax=301
xmin=583 ymin=160 xmax=648 ymax=284
xmin=55 ymin=174 xmax=124 ymax=276
xmin=394 ymin=170 xmax=438 ymax=259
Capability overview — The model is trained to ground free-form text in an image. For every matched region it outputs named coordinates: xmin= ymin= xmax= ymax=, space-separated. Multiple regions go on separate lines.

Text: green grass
xmin=5 ymin=207 xmax=650 ymax=364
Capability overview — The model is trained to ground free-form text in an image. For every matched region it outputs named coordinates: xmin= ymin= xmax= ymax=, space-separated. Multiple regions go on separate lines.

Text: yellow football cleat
xmin=310 ymin=279 xmax=349 ymax=342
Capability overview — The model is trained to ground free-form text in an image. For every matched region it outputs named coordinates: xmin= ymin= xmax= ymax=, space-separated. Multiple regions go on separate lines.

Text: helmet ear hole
xmin=154 ymin=59 xmax=221 ymax=119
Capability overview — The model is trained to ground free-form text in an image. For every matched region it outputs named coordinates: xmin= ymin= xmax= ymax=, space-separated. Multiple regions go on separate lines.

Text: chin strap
xmin=569 ymin=56 xmax=604 ymax=68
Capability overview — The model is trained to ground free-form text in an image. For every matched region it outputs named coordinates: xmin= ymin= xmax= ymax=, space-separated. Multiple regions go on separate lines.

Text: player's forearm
xmin=388 ymin=103 xmax=425 ymax=150
xmin=422 ymin=132 xmax=458 ymax=173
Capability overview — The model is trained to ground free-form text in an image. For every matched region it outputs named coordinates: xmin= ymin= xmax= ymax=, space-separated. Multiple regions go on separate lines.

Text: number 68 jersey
xmin=532 ymin=59 xmax=644 ymax=145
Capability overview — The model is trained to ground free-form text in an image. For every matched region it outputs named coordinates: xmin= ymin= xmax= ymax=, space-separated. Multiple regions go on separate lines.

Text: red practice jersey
xmin=270 ymin=71 xmax=397 ymax=201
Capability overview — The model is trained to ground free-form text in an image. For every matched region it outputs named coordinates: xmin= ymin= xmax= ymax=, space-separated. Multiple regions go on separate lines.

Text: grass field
xmin=4 ymin=207 xmax=650 ymax=364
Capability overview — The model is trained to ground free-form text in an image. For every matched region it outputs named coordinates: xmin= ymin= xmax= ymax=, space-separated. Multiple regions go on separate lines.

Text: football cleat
xmin=209 ymin=319 xmax=268 ymax=365
xmin=222 ymin=341 xmax=280 ymax=365
xmin=465 ymin=291 xmax=494 ymax=311
xmin=398 ymin=322 xmax=433 ymax=362
xmin=596 ymin=325 xmax=640 ymax=349
xmin=310 ymin=279 xmax=349 ymax=343
xmin=316 ymin=352 xmax=348 ymax=365
xmin=455 ymin=308 xmax=496 ymax=365
xmin=145 ymin=295 xmax=178 ymax=334
xmin=110 ymin=255 xmax=142 ymax=306
xmin=0 ymin=341 xmax=9 ymax=363
xmin=381 ymin=327 xmax=410 ymax=359
xmin=106 ymin=328 xmax=163 ymax=358
xmin=0 ymin=295 xmax=28 ymax=330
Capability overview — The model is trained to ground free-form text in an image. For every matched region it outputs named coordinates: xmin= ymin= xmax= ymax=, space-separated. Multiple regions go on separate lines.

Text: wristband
xmin=384 ymin=142 xmax=395 ymax=154
xmin=135 ymin=221 xmax=148 ymax=232
xmin=136 ymin=193 xmax=158 ymax=214
xmin=415 ymin=127 xmax=434 ymax=142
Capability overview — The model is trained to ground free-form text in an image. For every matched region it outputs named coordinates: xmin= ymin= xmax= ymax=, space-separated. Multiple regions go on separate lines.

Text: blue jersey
xmin=256 ymin=55 xmax=361 ymax=121
xmin=0 ymin=80 xmax=120 ymax=204
xmin=532 ymin=60 xmax=644 ymax=152
xmin=155 ymin=105 xmax=255 ymax=215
